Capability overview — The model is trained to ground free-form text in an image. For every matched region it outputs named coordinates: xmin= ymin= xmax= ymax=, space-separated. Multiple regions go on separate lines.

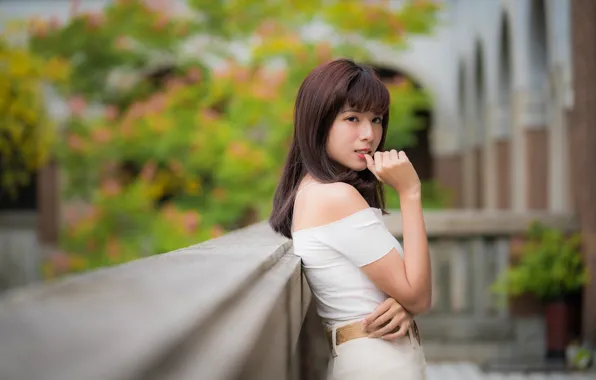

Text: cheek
xmin=374 ymin=128 xmax=384 ymax=145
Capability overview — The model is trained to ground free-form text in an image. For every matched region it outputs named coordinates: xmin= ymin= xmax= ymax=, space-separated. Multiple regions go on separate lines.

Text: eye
xmin=346 ymin=116 xmax=359 ymax=123
xmin=372 ymin=117 xmax=383 ymax=124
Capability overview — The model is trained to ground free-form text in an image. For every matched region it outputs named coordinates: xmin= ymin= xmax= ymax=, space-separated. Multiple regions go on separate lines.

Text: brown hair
xmin=269 ymin=58 xmax=390 ymax=239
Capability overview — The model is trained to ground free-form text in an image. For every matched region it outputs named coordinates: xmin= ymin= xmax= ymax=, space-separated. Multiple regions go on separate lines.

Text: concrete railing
xmin=0 ymin=210 xmax=577 ymax=379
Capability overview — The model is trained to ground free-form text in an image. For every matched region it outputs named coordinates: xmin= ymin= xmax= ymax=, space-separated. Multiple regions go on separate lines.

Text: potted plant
xmin=492 ymin=221 xmax=590 ymax=360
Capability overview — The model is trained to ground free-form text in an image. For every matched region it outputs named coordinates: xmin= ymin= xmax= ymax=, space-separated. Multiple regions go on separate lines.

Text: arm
xmin=309 ymin=179 xmax=431 ymax=314
xmin=362 ymin=150 xmax=432 ymax=314
xmin=360 ymin=192 xmax=431 ymax=314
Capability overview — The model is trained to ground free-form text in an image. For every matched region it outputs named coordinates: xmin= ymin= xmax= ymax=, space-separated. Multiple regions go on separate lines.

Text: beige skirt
xmin=326 ymin=326 xmax=427 ymax=380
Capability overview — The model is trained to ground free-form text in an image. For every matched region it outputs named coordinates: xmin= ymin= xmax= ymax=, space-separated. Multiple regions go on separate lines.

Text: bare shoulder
xmin=293 ymin=182 xmax=370 ymax=231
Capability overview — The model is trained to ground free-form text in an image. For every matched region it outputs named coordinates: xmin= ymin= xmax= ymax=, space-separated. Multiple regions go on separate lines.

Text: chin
xmin=347 ymin=162 xmax=368 ymax=172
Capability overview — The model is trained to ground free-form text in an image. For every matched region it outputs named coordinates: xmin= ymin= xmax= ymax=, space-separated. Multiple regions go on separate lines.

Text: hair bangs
xmin=345 ymin=69 xmax=390 ymax=116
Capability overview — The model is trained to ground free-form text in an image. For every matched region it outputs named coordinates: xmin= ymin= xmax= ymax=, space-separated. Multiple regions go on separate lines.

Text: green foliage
xmin=384 ymin=179 xmax=453 ymax=210
xmin=0 ymin=22 xmax=70 ymax=198
xmin=20 ymin=0 xmax=440 ymax=278
xmin=491 ymin=222 xmax=590 ymax=302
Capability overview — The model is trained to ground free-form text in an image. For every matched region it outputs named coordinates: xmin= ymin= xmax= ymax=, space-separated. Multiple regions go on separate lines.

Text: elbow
xmin=406 ymin=293 xmax=432 ymax=315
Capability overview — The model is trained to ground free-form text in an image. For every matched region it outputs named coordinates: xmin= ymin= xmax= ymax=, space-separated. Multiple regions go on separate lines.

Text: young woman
xmin=269 ymin=58 xmax=431 ymax=379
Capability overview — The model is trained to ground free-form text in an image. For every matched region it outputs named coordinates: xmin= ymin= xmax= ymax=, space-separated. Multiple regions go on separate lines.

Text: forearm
xmin=399 ymin=191 xmax=432 ymax=311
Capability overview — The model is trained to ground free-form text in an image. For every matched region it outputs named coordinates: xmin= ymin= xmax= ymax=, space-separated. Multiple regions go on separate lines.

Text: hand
xmin=362 ymin=297 xmax=412 ymax=340
xmin=364 ymin=150 xmax=421 ymax=198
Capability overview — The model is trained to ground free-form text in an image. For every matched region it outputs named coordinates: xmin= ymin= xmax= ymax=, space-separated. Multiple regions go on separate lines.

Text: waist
xmin=326 ymin=320 xmax=421 ymax=348
xmin=311 ymin=293 xmax=388 ymax=326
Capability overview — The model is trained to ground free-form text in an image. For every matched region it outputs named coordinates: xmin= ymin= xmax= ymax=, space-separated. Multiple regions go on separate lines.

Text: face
xmin=326 ymin=105 xmax=384 ymax=171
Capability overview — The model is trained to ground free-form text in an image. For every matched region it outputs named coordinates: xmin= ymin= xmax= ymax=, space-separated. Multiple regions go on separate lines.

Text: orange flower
xmin=107 ymin=237 xmax=121 ymax=260
xmin=165 ymin=78 xmax=185 ymax=92
xmin=147 ymin=93 xmax=167 ymax=113
xmin=391 ymin=76 xmax=406 ymax=87
xmin=100 ymin=178 xmax=122 ymax=196
xmin=315 ymin=42 xmax=332 ymax=63
xmin=161 ymin=203 xmax=177 ymax=221
xmin=145 ymin=0 xmax=169 ymax=12
xmin=267 ymin=69 xmax=287 ymax=87
xmin=187 ymin=67 xmax=201 ymax=83
xmin=67 ymin=134 xmax=86 ymax=151
xmin=104 ymin=105 xmax=119 ymax=121
xmin=91 ymin=128 xmax=112 ymax=144
xmin=210 ymin=225 xmax=225 ymax=238
xmin=213 ymin=66 xmax=230 ymax=79
xmin=140 ymin=161 xmax=157 ymax=182
xmin=115 ymin=35 xmax=133 ymax=51
xmin=233 ymin=67 xmax=251 ymax=83
xmin=253 ymin=85 xmax=275 ymax=100
xmin=389 ymin=17 xmax=405 ymax=35
xmin=48 ymin=16 xmax=61 ymax=30
xmin=68 ymin=95 xmax=87 ymax=117
xmin=228 ymin=142 xmax=248 ymax=158
xmin=29 ymin=18 xmax=48 ymax=38
xmin=182 ymin=211 xmax=200 ymax=233
xmin=85 ymin=12 xmax=105 ymax=30
xmin=152 ymin=13 xmax=169 ymax=31
xmin=201 ymin=109 xmax=220 ymax=121
xmin=168 ymin=160 xmax=184 ymax=176
xmin=127 ymin=102 xmax=146 ymax=120
xmin=64 ymin=205 xmax=81 ymax=229
xmin=121 ymin=120 xmax=134 ymax=138
xmin=50 ymin=251 xmax=70 ymax=272
xmin=257 ymin=20 xmax=277 ymax=37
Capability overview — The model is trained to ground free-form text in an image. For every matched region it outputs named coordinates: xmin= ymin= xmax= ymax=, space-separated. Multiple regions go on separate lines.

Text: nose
xmin=359 ymin=120 xmax=374 ymax=141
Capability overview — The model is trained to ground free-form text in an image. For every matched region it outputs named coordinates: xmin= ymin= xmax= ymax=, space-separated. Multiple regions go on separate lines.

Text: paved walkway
xmin=427 ymin=362 xmax=595 ymax=380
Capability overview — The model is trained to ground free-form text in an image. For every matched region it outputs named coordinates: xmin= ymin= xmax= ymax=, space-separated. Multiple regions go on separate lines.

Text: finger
xmin=363 ymin=299 xmax=392 ymax=326
xmin=381 ymin=319 xmax=410 ymax=340
xmin=389 ymin=149 xmax=398 ymax=162
xmin=364 ymin=154 xmax=382 ymax=182
xmin=367 ymin=307 xmax=398 ymax=331
xmin=374 ymin=151 xmax=383 ymax=173
xmin=369 ymin=315 xmax=403 ymax=338
xmin=398 ymin=150 xmax=408 ymax=161
xmin=381 ymin=326 xmax=409 ymax=340
xmin=382 ymin=150 xmax=391 ymax=164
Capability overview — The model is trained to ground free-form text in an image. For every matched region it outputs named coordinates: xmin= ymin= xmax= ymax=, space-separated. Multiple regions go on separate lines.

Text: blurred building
xmin=1 ymin=0 xmax=594 ymax=350
xmin=372 ymin=0 xmax=594 ymax=347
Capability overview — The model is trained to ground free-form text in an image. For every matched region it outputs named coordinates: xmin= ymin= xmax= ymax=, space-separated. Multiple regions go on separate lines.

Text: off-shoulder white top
xmin=291 ymin=207 xmax=404 ymax=327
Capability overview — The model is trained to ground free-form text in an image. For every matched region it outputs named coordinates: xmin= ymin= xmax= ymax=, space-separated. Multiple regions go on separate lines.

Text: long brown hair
xmin=269 ymin=58 xmax=391 ymax=239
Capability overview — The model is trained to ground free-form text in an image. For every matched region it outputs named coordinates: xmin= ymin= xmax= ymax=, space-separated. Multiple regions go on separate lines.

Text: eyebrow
xmin=340 ymin=109 xmax=383 ymax=117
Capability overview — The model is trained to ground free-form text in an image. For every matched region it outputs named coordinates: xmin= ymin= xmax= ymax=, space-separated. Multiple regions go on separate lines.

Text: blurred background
xmin=0 ymin=0 xmax=595 ymax=378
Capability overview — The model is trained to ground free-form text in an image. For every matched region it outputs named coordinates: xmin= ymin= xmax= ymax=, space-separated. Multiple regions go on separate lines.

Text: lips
xmin=355 ymin=149 xmax=371 ymax=154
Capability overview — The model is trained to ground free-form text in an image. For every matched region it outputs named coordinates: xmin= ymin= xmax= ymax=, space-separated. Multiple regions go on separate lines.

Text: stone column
xmin=432 ymin=127 xmax=464 ymax=209
xmin=547 ymin=65 xmax=570 ymax=212
xmin=570 ymin=0 xmax=596 ymax=346
xmin=510 ymin=91 xmax=528 ymax=212
xmin=525 ymin=127 xmax=549 ymax=210
xmin=434 ymin=154 xmax=464 ymax=208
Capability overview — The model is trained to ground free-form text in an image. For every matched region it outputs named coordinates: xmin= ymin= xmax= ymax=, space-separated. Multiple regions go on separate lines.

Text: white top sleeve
xmin=313 ymin=208 xmax=398 ymax=267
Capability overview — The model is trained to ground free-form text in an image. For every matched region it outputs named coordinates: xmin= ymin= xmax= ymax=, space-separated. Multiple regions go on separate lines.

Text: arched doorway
xmin=374 ymin=66 xmax=433 ymax=182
